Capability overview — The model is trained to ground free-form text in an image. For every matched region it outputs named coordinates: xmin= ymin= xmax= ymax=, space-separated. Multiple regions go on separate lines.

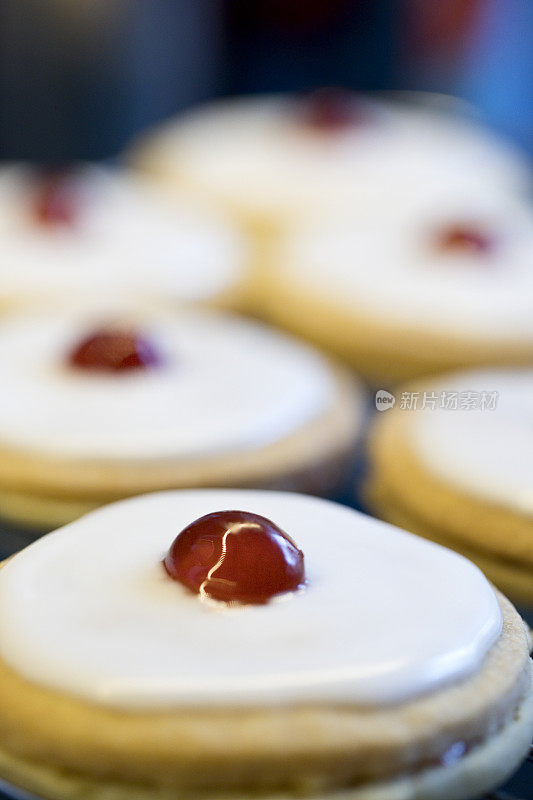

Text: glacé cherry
xmin=164 ymin=510 xmax=305 ymax=604
xmin=434 ymin=224 xmax=493 ymax=256
xmin=68 ymin=329 xmax=161 ymax=372
xmin=33 ymin=168 xmax=78 ymax=228
xmin=299 ymin=87 xmax=368 ymax=132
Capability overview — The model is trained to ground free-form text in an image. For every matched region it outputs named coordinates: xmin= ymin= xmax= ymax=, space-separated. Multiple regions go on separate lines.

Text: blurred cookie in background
xmin=130 ymin=89 xmax=531 ymax=239
xmin=0 ymin=309 xmax=364 ymax=530
xmin=260 ymin=189 xmax=533 ymax=383
xmin=366 ymin=367 xmax=533 ymax=606
xmin=0 ymin=163 xmax=250 ymax=313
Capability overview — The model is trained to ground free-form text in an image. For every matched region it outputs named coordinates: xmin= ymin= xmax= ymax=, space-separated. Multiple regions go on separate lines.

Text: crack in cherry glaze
xmin=32 ymin=167 xmax=79 ymax=228
xmin=433 ymin=224 xmax=494 ymax=256
xmin=68 ymin=329 xmax=162 ymax=372
xmin=164 ymin=510 xmax=305 ymax=604
xmin=298 ymin=87 xmax=370 ymax=132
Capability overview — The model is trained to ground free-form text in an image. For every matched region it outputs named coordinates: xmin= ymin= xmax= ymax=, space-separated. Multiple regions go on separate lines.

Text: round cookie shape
xmin=278 ymin=192 xmax=533 ymax=340
xmin=0 ymin=490 xmax=502 ymax=709
xmin=366 ymin=367 xmax=533 ymax=604
xmin=0 ymin=163 xmax=248 ymax=310
xmin=411 ymin=369 xmax=533 ymax=517
xmin=132 ymin=92 xmax=531 ymax=227
xmin=261 ymin=188 xmax=533 ymax=382
xmin=0 ymin=310 xmax=335 ymax=461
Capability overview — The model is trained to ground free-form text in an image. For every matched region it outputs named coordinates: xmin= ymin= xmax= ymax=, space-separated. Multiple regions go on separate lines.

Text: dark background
xmin=0 ymin=0 xmax=531 ymax=162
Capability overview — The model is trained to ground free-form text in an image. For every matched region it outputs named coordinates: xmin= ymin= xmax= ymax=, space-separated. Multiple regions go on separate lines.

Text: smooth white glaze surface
xmin=0 ymin=164 xmax=246 ymax=307
xmin=0 ymin=490 xmax=502 ymax=709
xmin=411 ymin=369 xmax=533 ymax=516
xmin=142 ymin=94 xmax=530 ymax=219
xmin=282 ymin=192 xmax=533 ymax=339
xmin=0 ymin=311 xmax=336 ymax=459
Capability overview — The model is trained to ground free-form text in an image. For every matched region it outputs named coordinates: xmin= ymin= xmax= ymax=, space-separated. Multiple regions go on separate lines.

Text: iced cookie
xmin=0 ymin=163 xmax=249 ymax=312
xmin=0 ymin=310 xmax=363 ymax=528
xmin=367 ymin=368 xmax=533 ymax=605
xmin=131 ymin=90 xmax=530 ymax=236
xmin=261 ymin=190 xmax=533 ymax=383
xmin=0 ymin=489 xmax=530 ymax=800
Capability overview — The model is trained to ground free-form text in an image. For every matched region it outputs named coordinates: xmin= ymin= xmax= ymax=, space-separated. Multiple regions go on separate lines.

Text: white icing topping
xmin=0 ymin=489 xmax=502 ymax=709
xmin=0 ymin=311 xmax=336 ymax=459
xmin=411 ymin=369 xmax=533 ymax=516
xmin=282 ymin=192 xmax=533 ymax=339
xmin=142 ymin=94 xmax=531 ymax=220
xmin=0 ymin=164 xmax=246 ymax=308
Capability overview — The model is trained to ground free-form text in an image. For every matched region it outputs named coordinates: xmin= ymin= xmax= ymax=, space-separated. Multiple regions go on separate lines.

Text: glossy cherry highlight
xmin=434 ymin=224 xmax=493 ymax=256
xmin=68 ymin=329 xmax=162 ymax=372
xmin=164 ymin=510 xmax=305 ymax=604
xmin=299 ymin=87 xmax=368 ymax=132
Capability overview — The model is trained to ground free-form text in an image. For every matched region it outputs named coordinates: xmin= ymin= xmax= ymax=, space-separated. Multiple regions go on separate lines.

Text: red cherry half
xmin=33 ymin=167 xmax=79 ymax=228
xmin=164 ymin=510 xmax=305 ymax=604
xmin=299 ymin=87 xmax=369 ymax=132
xmin=68 ymin=329 xmax=162 ymax=372
xmin=434 ymin=224 xmax=493 ymax=256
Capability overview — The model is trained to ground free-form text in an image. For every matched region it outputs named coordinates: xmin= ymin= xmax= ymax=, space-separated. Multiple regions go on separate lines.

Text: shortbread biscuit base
xmin=367 ymin=479 xmax=533 ymax=606
xmin=367 ymin=402 xmax=533 ymax=568
xmin=195 ymin=282 xmax=252 ymax=315
xmin=0 ymin=274 xmax=252 ymax=321
xmin=0 ymin=369 xmax=363 ymax=529
xmin=0 ymin=687 xmax=531 ymax=800
xmin=132 ymin=150 xmax=289 ymax=321
xmin=131 ymin=140 xmax=296 ymax=243
xmin=0 ymin=593 xmax=529 ymax=796
xmin=257 ymin=270 xmax=533 ymax=384
xmin=0 ymin=694 xmax=529 ymax=800
xmin=0 ymin=444 xmax=355 ymax=531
